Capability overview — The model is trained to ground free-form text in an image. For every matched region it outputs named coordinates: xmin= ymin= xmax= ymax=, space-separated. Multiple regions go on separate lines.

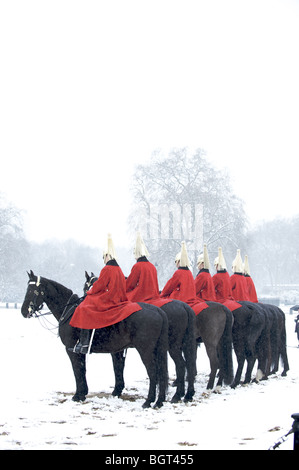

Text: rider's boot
xmin=69 ymin=329 xmax=92 ymax=354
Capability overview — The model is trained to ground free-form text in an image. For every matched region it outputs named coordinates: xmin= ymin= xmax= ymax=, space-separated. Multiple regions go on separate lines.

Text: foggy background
xmin=1 ymin=0 xmax=299 ymax=303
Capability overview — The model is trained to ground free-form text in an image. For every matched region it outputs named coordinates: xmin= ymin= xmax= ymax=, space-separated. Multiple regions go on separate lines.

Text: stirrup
xmin=68 ymin=341 xmax=90 ymax=355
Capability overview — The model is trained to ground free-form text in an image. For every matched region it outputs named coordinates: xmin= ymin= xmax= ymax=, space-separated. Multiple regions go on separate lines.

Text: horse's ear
xmin=91 ymin=272 xmax=95 ymax=277
xmin=85 ymin=271 xmax=89 ymax=280
xmin=28 ymin=270 xmax=34 ymax=279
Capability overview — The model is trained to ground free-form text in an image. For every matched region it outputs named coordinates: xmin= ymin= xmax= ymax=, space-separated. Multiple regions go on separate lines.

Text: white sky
xmin=1 ymin=0 xmax=299 ymax=249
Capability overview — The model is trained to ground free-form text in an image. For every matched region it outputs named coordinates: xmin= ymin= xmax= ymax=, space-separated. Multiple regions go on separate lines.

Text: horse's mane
xmin=41 ymin=276 xmax=73 ymax=298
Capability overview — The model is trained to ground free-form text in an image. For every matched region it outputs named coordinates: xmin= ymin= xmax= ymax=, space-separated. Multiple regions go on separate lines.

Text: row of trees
xmin=0 ymin=193 xmax=101 ymax=301
xmin=1 ymin=149 xmax=299 ymax=303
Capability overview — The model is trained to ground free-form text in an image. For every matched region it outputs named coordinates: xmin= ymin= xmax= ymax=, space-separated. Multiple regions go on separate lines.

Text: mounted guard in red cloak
xmin=70 ymin=234 xmax=142 ymax=353
xmin=212 ymin=247 xmax=242 ymax=311
xmin=230 ymin=249 xmax=250 ymax=301
xmin=160 ymin=241 xmax=209 ymax=315
xmin=194 ymin=243 xmax=216 ymax=301
xmin=126 ymin=232 xmax=172 ymax=308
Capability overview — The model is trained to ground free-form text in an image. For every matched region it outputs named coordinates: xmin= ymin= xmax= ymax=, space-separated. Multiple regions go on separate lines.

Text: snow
xmin=0 ymin=306 xmax=298 ymax=451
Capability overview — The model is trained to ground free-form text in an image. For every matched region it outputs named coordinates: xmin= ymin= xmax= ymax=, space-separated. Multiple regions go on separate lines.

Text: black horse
xmin=230 ymin=301 xmax=271 ymax=388
xmin=21 ymin=271 xmax=169 ymax=408
xmin=84 ymin=272 xmax=234 ymax=394
xmin=259 ymin=303 xmax=289 ymax=377
xmin=193 ymin=302 xmax=234 ymax=390
xmin=84 ymin=272 xmax=197 ymax=402
xmin=232 ymin=301 xmax=289 ymax=387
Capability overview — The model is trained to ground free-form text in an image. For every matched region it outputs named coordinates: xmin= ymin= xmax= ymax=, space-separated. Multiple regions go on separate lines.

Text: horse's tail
xmin=219 ymin=305 xmax=234 ymax=386
xmin=155 ymin=309 xmax=169 ymax=404
xmin=244 ymin=302 xmax=269 ymax=378
xmin=277 ymin=307 xmax=290 ymax=374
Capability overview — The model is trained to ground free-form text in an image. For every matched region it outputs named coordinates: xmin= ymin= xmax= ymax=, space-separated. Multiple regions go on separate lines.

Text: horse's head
xmin=83 ymin=271 xmax=97 ymax=295
xmin=21 ymin=270 xmax=45 ymax=318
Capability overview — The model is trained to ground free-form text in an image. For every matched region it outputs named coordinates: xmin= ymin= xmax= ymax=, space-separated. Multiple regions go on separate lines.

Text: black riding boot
xmin=70 ymin=329 xmax=92 ymax=354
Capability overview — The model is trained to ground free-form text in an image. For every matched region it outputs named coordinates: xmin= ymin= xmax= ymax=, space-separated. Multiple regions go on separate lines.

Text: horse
xmin=84 ymin=272 xmax=197 ymax=403
xmin=21 ymin=271 xmax=169 ymax=408
xmin=193 ymin=301 xmax=234 ymax=390
xmin=231 ymin=301 xmax=289 ymax=387
xmin=259 ymin=303 xmax=289 ymax=376
xmin=84 ymin=272 xmax=234 ymax=394
xmin=230 ymin=301 xmax=270 ymax=388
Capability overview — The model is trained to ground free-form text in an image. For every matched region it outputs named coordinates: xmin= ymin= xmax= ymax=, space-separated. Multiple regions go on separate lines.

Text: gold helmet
xmin=175 ymin=241 xmax=191 ymax=268
xmin=232 ymin=249 xmax=243 ymax=273
xmin=197 ymin=243 xmax=210 ymax=269
xmin=103 ymin=233 xmax=117 ymax=260
xmin=134 ymin=231 xmax=149 ymax=259
xmin=214 ymin=247 xmax=227 ymax=270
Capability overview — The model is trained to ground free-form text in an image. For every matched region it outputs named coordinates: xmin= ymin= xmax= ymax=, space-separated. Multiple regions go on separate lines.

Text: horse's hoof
xmin=72 ymin=394 xmax=86 ymax=402
xmin=171 ymin=394 xmax=182 ymax=403
xmin=142 ymin=400 xmax=152 ymax=408
xmin=154 ymin=400 xmax=164 ymax=409
xmin=183 ymin=394 xmax=194 ymax=403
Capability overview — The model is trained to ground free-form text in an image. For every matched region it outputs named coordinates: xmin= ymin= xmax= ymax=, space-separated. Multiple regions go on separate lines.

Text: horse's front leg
xmin=111 ymin=351 xmax=126 ymax=397
xmin=66 ymin=348 xmax=88 ymax=401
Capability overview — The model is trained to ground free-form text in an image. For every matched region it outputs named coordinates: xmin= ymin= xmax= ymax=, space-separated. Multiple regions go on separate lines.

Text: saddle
xmin=59 ymin=294 xmax=83 ymax=326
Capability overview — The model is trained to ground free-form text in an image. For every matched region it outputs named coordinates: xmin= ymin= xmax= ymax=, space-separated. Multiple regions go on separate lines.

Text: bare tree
xmin=129 ymin=148 xmax=248 ymax=286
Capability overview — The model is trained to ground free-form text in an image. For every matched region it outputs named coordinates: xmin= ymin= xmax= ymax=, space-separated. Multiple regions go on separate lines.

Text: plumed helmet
xmin=232 ymin=249 xmax=243 ymax=273
xmin=214 ymin=247 xmax=227 ymax=270
xmin=197 ymin=243 xmax=210 ymax=269
xmin=103 ymin=233 xmax=117 ymax=260
xmin=243 ymin=255 xmax=251 ymax=276
xmin=175 ymin=241 xmax=191 ymax=268
xmin=134 ymin=231 xmax=149 ymax=259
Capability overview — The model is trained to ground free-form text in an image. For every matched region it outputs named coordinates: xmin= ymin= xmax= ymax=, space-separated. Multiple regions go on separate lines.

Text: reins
xmin=31 ymin=310 xmax=52 ymax=318
xmin=35 ymin=311 xmax=60 ymax=335
xmin=29 ymin=291 xmax=86 ymax=335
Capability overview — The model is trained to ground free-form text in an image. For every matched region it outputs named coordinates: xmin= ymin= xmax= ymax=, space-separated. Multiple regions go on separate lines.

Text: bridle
xmin=25 ymin=275 xmax=85 ymax=334
xmin=27 ymin=276 xmax=48 ymax=318
xmin=84 ymin=275 xmax=97 ymax=294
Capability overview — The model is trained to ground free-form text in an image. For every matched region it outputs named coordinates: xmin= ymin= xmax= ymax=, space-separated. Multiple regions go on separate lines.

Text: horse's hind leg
xmin=204 ymin=344 xmax=219 ymax=390
xmin=243 ymin=356 xmax=256 ymax=384
xmin=168 ymin=345 xmax=186 ymax=403
xmin=279 ymin=345 xmax=290 ymax=377
xmin=111 ymin=351 xmax=126 ymax=397
xmin=135 ymin=345 xmax=158 ymax=408
xmin=231 ymin=356 xmax=245 ymax=389
xmin=182 ymin=341 xmax=196 ymax=401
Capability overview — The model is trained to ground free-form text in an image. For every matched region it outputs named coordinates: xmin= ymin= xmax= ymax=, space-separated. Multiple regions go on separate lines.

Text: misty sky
xmin=1 ymin=0 xmax=299 ymax=249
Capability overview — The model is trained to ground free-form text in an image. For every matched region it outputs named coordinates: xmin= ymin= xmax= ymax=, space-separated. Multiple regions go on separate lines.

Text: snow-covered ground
xmin=0 ymin=305 xmax=298 ymax=451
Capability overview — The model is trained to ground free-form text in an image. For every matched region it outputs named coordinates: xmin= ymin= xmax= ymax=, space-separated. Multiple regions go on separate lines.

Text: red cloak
xmin=195 ymin=269 xmax=217 ymax=301
xmin=161 ymin=267 xmax=209 ymax=315
xmin=230 ymin=273 xmax=250 ymax=301
xmin=126 ymin=258 xmax=172 ymax=308
xmin=70 ymin=261 xmax=142 ymax=329
xmin=212 ymin=270 xmax=242 ymax=311
xmin=244 ymin=274 xmax=258 ymax=303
